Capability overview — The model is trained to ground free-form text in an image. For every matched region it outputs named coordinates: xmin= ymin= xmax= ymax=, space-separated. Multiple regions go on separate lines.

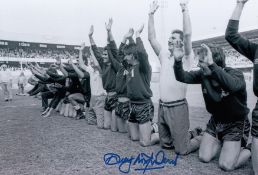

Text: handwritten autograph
xmin=103 ymin=150 xmax=179 ymax=174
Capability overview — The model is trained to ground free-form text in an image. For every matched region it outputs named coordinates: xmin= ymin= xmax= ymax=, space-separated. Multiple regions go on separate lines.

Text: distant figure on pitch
xmin=0 ymin=64 xmax=13 ymax=101
xmin=17 ymin=72 xmax=27 ymax=96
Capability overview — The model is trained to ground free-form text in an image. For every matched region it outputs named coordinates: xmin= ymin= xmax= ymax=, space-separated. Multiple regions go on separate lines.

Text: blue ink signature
xmin=103 ymin=150 xmax=179 ymax=174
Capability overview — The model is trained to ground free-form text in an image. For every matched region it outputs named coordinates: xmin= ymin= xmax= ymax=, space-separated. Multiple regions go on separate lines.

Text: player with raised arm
xmin=225 ymin=0 xmax=257 ymax=173
xmin=174 ymin=43 xmax=251 ymax=171
xmin=67 ymin=57 xmax=91 ymax=120
xmin=89 ymin=24 xmax=118 ymax=131
xmin=124 ymin=24 xmax=159 ymax=146
xmin=148 ymin=0 xmax=202 ymax=154
xmin=78 ymin=43 xmax=106 ymax=126
xmin=106 ymin=21 xmax=131 ymax=133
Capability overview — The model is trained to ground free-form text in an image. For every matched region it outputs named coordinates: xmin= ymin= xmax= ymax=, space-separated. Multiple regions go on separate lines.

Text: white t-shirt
xmin=158 ymin=48 xmax=194 ymax=102
xmin=18 ymin=76 xmax=27 ymax=85
xmin=0 ymin=70 xmax=12 ymax=83
xmin=86 ymin=66 xmax=106 ymax=96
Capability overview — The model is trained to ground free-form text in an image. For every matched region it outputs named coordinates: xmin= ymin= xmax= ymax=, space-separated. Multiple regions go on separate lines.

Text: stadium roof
xmin=193 ymin=29 xmax=258 ymax=49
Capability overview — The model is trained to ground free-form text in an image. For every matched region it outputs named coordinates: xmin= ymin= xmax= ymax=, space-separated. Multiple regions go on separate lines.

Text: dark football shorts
xmin=104 ymin=93 xmax=118 ymax=111
xmin=252 ymin=100 xmax=258 ymax=138
xmin=128 ymin=101 xmax=154 ymax=124
xmin=205 ymin=116 xmax=247 ymax=142
xmin=115 ymin=101 xmax=130 ymax=121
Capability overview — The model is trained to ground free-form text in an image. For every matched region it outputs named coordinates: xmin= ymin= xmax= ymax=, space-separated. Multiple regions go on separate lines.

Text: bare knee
xmin=103 ymin=126 xmax=110 ymax=130
xmin=176 ymin=150 xmax=188 ymax=156
xmin=67 ymin=96 xmax=73 ymax=102
xmin=140 ymin=140 xmax=151 ymax=147
xmin=111 ymin=128 xmax=117 ymax=132
xmin=131 ymin=136 xmax=139 ymax=141
xmin=199 ymin=152 xmax=212 ymax=163
xmin=118 ymin=128 xmax=127 ymax=133
xmin=219 ymin=160 xmax=235 ymax=171
xmin=129 ymin=130 xmax=139 ymax=141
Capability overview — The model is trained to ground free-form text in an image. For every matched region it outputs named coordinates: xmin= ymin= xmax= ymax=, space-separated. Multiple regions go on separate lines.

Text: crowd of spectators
xmin=223 ymin=49 xmax=253 ymax=67
xmin=0 ymin=48 xmax=79 ymax=60
xmin=192 ymin=48 xmax=253 ymax=68
xmin=0 ymin=46 xmax=254 ymax=68
xmin=0 ymin=66 xmax=25 ymax=71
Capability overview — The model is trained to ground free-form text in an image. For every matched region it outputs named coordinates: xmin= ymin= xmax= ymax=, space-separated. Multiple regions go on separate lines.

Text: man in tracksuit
xmin=148 ymin=0 xmax=202 ymax=155
xmin=174 ymin=43 xmax=251 ymax=171
xmin=89 ymin=25 xmax=118 ymax=131
xmin=225 ymin=0 xmax=258 ymax=173
xmin=123 ymin=25 xmax=159 ymax=146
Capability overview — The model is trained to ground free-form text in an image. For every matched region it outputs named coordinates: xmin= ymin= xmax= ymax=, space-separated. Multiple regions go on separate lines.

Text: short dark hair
xmin=64 ymin=64 xmax=75 ymax=73
xmin=171 ymin=29 xmax=184 ymax=41
xmin=102 ymin=46 xmax=108 ymax=57
xmin=198 ymin=43 xmax=226 ymax=68
xmin=103 ymin=46 xmax=108 ymax=51
xmin=46 ymin=67 xmax=58 ymax=75
xmin=81 ymin=47 xmax=90 ymax=66
xmin=123 ymin=43 xmax=138 ymax=57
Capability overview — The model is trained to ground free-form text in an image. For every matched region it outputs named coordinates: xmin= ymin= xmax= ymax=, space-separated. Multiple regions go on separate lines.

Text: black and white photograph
xmin=0 ymin=0 xmax=258 ymax=174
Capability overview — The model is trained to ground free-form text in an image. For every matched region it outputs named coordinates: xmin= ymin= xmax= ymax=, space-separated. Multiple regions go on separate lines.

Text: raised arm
xmin=89 ymin=47 xmax=102 ymax=74
xmin=34 ymin=62 xmax=41 ymax=70
xmin=32 ymin=69 xmax=49 ymax=83
xmin=56 ymin=57 xmax=68 ymax=77
xmin=203 ymin=44 xmax=245 ymax=93
xmin=32 ymin=63 xmax=45 ymax=76
xmin=88 ymin=25 xmax=104 ymax=67
xmin=148 ymin=1 xmax=161 ymax=56
xmin=106 ymin=45 xmax=120 ymax=72
xmin=180 ymin=0 xmax=192 ymax=56
xmin=121 ymin=28 xmax=134 ymax=45
xmin=68 ymin=59 xmax=85 ymax=79
xmin=46 ymin=69 xmax=62 ymax=79
xmin=105 ymin=18 xmax=116 ymax=59
xmin=136 ymin=25 xmax=150 ymax=74
xmin=106 ymin=18 xmax=114 ymax=41
xmin=173 ymin=47 xmax=202 ymax=84
xmin=106 ymin=18 xmax=119 ymax=58
xmin=136 ymin=25 xmax=146 ymax=53
xmin=88 ymin=25 xmax=96 ymax=46
xmin=128 ymin=37 xmax=135 ymax=45
xmin=209 ymin=64 xmax=246 ymax=93
xmin=31 ymin=66 xmax=45 ymax=77
xmin=225 ymin=0 xmax=257 ymax=61
xmin=59 ymin=64 xmax=69 ymax=77
xmin=117 ymin=28 xmax=135 ymax=63
xmin=230 ymin=0 xmax=248 ymax=20
xmin=78 ymin=42 xmax=90 ymax=71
